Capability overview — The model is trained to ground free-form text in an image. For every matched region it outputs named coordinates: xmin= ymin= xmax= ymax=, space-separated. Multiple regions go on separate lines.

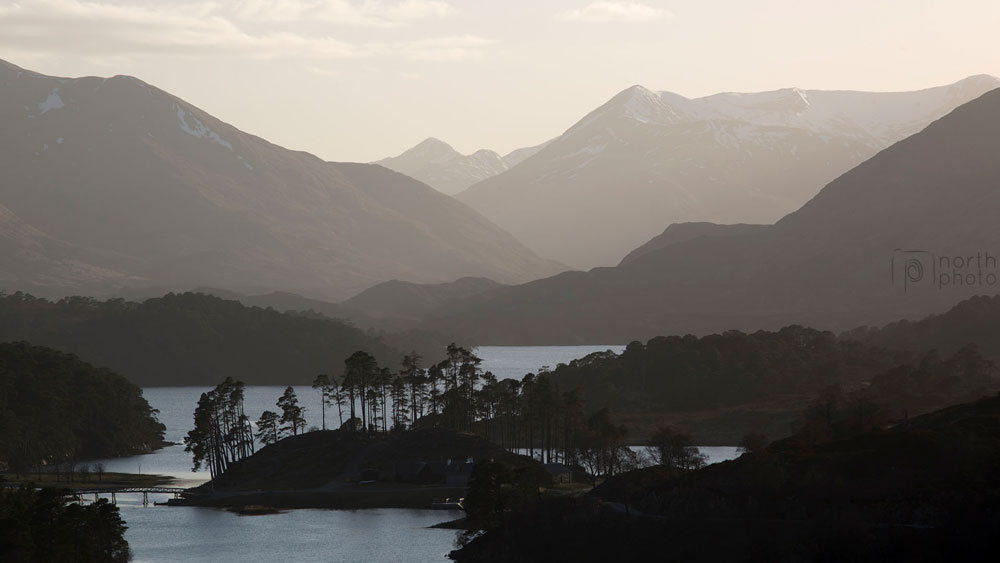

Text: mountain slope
xmin=342 ymin=276 xmax=505 ymax=323
xmin=376 ymin=137 xmax=548 ymax=195
xmin=619 ymin=222 xmax=768 ymax=265
xmin=0 ymin=59 xmax=562 ymax=300
xmin=458 ymin=76 xmax=1000 ymax=268
xmin=426 ymin=88 xmax=1000 ymax=344
xmin=0 ymin=200 xmax=130 ymax=288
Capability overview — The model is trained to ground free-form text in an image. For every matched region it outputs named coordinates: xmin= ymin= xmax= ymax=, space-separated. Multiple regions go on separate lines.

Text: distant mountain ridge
xmin=0 ymin=59 xmax=562 ymax=301
xmin=376 ymin=137 xmax=549 ymax=195
xmin=457 ymin=75 xmax=1000 ymax=268
xmin=619 ymin=222 xmax=768 ymax=265
xmin=582 ymin=77 xmax=1000 ymax=148
xmin=341 ymin=276 xmax=506 ymax=323
xmin=422 ymin=88 xmax=1000 ymax=344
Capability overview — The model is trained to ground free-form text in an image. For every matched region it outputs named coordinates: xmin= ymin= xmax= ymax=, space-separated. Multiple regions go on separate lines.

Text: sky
xmin=1 ymin=0 xmax=999 ymax=162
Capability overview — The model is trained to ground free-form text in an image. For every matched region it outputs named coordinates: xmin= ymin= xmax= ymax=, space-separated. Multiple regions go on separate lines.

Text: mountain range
xmin=0 ymin=59 xmax=562 ymax=301
xmin=414 ymin=87 xmax=1000 ymax=343
xmin=456 ymin=76 xmax=1000 ymax=268
xmin=376 ymin=137 xmax=548 ymax=195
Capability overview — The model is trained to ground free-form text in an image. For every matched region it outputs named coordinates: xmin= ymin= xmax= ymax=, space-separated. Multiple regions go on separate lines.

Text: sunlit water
xmin=119 ymin=502 xmax=461 ymax=563
xmin=83 ymin=345 xmax=739 ymax=562
xmin=472 ymin=345 xmax=626 ymax=381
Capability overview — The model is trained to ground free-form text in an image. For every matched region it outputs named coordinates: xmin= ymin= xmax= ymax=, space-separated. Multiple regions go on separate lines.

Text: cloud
xmin=0 ymin=0 xmax=477 ymax=62
xmin=304 ymin=65 xmax=343 ymax=77
xmin=0 ymin=1 xmax=356 ymax=58
xmin=369 ymin=35 xmax=495 ymax=61
xmin=231 ymin=0 xmax=455 ymax=27
xmin=557 ymin=1 xmax=670 ymax=23
xmin=370 ymin=0 xmax=454 ymax=21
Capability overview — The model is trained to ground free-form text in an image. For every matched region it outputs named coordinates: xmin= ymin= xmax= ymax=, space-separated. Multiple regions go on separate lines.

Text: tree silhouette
xmin=645 ymin=426 xmax=706 ymax=471
xmin=277 ymin=386 xmax=306 ymax=436
xmin=0 ymin=486 xmax=130 ymax=562
xmin=343 ymin=351 xmax=378 ymax=431
xmin=184 ymin=378 xmax=255 ymax=479
xmin=312 ymin=373 xmax=333 ymax=431
xmin=0 ymin=342 xmax=164 ymax=474
xmin=256 ymin=410 xmax=280 ymax=445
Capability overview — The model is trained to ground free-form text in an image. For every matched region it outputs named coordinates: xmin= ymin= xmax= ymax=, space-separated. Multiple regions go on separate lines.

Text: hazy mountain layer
xmin=0 ymin=59 xmax=562 ymax=301
xmin=376 ymin=137 xmax=548 ymax=195
xmin=458 ymin=76 xmax=1000 ymax=268
xmin=341 ymin=276 xmax=506 ymax=323
xmin=425 ymin=89 xmax=1000 ymax=344
xmin=619 ymin=222 xmax=768 ymax=265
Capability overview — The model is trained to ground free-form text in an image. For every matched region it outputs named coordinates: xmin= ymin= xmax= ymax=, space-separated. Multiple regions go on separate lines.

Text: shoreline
xmin=1 ymin=471 xmax=175 ymax=491
xmin=169 ymin=484 xmax=469 ymax=511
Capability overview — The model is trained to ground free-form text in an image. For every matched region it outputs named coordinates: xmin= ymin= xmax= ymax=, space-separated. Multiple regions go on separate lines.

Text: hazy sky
xmin=2 ymin=0 xmax=998 ymax=162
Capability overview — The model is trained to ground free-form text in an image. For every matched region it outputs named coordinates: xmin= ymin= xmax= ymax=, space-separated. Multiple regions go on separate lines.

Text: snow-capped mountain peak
xmin=618 ymin=84 xmax=684 ymax=124
xmin=458 ymin=75 xmax=1000 ymax=269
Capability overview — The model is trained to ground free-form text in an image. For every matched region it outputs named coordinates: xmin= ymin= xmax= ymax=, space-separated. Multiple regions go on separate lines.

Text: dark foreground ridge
xmin=450 ymin=393 xmax=1000 ymax=562
xmin=172 ymin=428 xmax=539 ymax=510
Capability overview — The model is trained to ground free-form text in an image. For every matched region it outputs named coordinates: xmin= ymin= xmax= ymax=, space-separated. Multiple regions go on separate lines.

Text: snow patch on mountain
xmin=621 ymin=85 xmax=684 ymax=124
xmin=175 ymin=105 xmax=233 ymax=151
xmin=38 ymin=89 xmax=64 ymax=114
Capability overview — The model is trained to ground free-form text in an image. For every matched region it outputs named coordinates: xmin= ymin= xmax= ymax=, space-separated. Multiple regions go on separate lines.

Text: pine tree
xmin=277 ymin=386 xmax=306 ymax=436
xmin=256 ymin=410 xmax=280 ymax=445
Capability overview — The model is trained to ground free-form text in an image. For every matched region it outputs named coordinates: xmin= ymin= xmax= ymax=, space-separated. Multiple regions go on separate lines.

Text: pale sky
xmin=2 ymin=0 xmax=999 ymax=162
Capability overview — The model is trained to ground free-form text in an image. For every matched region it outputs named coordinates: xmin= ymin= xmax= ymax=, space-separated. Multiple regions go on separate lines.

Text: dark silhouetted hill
xmin=844 ymin=294 xmax=1000 ymax=360
xmin=0 ymin=292 xmax=401 ymax=386
xmin=342 ymin=277 xmax=506 ymax=324
xmin=549 ymin=326 xmax=903 ymax=414
xmin=201 ymin=427 xmax=536 ymax=492
xmin=451 ymin=392 xmax=1000 ymax=562
xmin=0 ymin=341 xmax=165 ymax=471
xmin=618 ymin=222 xmax=768 ymax=265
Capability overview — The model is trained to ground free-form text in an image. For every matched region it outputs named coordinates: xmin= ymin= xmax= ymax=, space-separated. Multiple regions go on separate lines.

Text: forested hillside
xmin=0 ymin=342 xmax=165 ymax=473
xmin=843 ymin=294 xmax=1000 ymax=359
xmin=549 ymin=326 xmax=905 ymax=413
xmin=0 ymin=292 xmax=402 ymax=385
xmin=451 ymin=392 xmax=1000 ymax=562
